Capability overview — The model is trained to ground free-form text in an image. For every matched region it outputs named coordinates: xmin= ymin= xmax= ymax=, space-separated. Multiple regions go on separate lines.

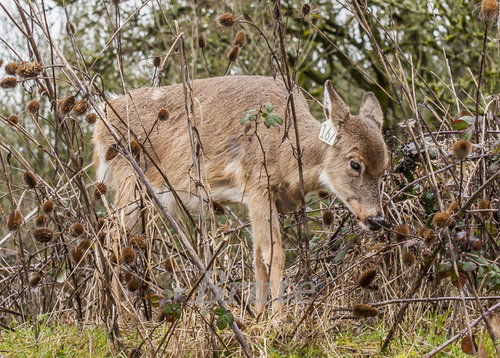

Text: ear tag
xmin=319 ymin=120 xmax=337 ymax=146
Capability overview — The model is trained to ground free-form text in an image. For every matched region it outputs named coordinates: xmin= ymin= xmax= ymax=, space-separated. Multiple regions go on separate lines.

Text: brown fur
xmin=93 ymin=75 xmax=389 ymax=314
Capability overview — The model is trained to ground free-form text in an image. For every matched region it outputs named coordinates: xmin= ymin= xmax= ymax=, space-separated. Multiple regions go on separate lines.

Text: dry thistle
xmin=318 ymin=190 xmax=330 ymax=199
xmin=393 ymin=224 xmax=410 ymax=241
xmin=35 ymin=214 xmax=48 ymax=227
xmin=478 ymin=198 xmax=493 ymax=220
xmin=7 ymin=210 xmax=22 ymax=231
xmin=23 ymin=171 xmax=38 ymax=188
xmin=34 ymin=227 xmax=54 ymax=243
xmin=69 ymin=222 xmax=85 ymax=237
xmin=153 ymin=56 xmax=161 ymax=67
xmin=421 ymin=228 xmax=436 ymax=246
xmin=105 ymin=146 xmax=118 ymax=161
xmin=16 ymin=62 xmax=42 ymax=78
xmin=433 ymin=212 xmax=451 ymax=228
xmin=42 ymin=199 xmax=55 ymax=214
xmin=322 ymin=210 xmax=334 ymax=226
xmin=94 ymin=183 xmax=107 ymax=199
xmin=227 ymin=45 xmax=240 ymax=61
xmin=198 ymin=35 xmax=207 ymax=49
xmin=121 ymin=246 xmax=137 ymax=265
xmin=29 ymin=274 xmax=41 ymax=287
xmin=233 ymin=31 xmax=246 ymax=47
xmin=218 ymin=13 xmax=237 ymax=27
xmin=157 ymin=108 xmax=169 ymax=121
xmin=85 ymin=113 xmax=97 ymax=125
xmin=4 ymin=62 xmax=18 ymax=75
xmin=73 ymin=100 xmax=89 ymax=116
xmin=59 ymin=96 xmax=76 ymax=114
xmin=357 ymin=268 xmax=377 ymax=288
xmin=1 ymin=77 xmax=17 ymax=89
xmin=130 ymin=236 xmax=147 ymax=251
xmin=27 ymin=100 xmax=41 ymax=114
xmin=70 ymin=246 xmax=85 ymax=264
xmin=302 ymin=3 xmax=312 ymax=16
xmin=7 ymin=114 xmax=19 ymax=126
xmin=352 ymin=304 xmax=379 ymax=318
xmin=127 ymin=276 xmax=140 ymax=291
xmin=79 ymin=238 xmax=92 ymax=251
xmin=403 ymin=252 xmax=416 ymax=266
xmin=448 ymin=200 xmax=459 ymax=214
xmin=452 ymin=139 xmax=472 ymax=160
xmin=481 ymin=0 xmax=499 ymax=22
xmin=130 ymin=140 xmax=141 ymax=156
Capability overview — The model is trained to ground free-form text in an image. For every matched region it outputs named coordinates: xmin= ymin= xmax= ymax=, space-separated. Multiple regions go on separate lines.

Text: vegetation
xmin=0 ymin=0 xmax=499 ymax=357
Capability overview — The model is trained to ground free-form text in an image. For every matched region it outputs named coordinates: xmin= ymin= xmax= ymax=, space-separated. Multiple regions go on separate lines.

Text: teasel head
xmin=352 ymin=303 xmax=379 ymax=318
xmin=393 ymin=223 xmax=409 ymax=241
xmin=301 ymin=3 xmax=312 ymax=16
xmin=212 ymin=201 xmax=225 ymax=215
xmin=481 ymin=0 xmax=499 ymax=22
xmin=29 ymin=274 xmax=42 ymax=287
xmin=34 ymin=227 xmax=54 ymax=243
xmin=130 ymin=140 xmax=141 ymax=156
xmin=448 ymin=200 xmax=459 ymax=214
xmin=433 ymin=211 xmax=451 ymax=228
xmin=27 ymin=100 xmax=41 ymax=114
xmin=16 ymin=62 xmax=43 ymax=78
xmin=233 ymin=31 xmax=246 ymax=47
xmin=357 ymin=268 xmax=377 ymax=288
xmin=197 ymin=35 xmax=206 ymax=49
xmin=85 ymin=113 xmax=97 ymax=125
xmin=94 ymin=183 xmax=107 ymax=200
xmin=164 ymin=257 xmax=174 ymax=272
xmin=23 ymin=171 xmax=38 ymax=189
xmin=421 ymin=228 xmax=436 ymax=247
xmin=70 ymin=246 xmax=85 ymax=265
xmin=121 ymin=246 xmax=137 ymax=265
xmin=318 ymin=190 xmax=330 ymax=199
xmin=157 ymin=108 xmax=170 ymax=121
xmin=7 ymin=114 xmax=19 ymax=126
xmin=73 ymin=100 xmax=89 ymax=116
xmin=35 ymin=214 xmax=48 ymax=227
xmin=403 ymin=251 xmax=416 ymax=266
xmin=452 ymin=139 xmax=472 ymax=160
xmin=105 ymin=145 xmax=118 ymax=161
xmin=322 ymin=210 xmax=334 ymax=226
xmin=69 ymin=222 xmax=85 ymax=237
xmin=1 ymin=77 xmax=17 ymax=89
xmin=7 ymin=210 xmax=23 ymax=231
xmin=153 ymin=56 xmax=161 ymax=67
xmin=42 ymin=199 xmax=55 ymax=214
xmin=477 ymin=198 xmax=493 ymax=220
xmin=4 ymin=62 xmax=18 ymax=75
xmin=227 ymin=46 xmax=240 ymax=62
xmin=130 ymin=236 xmax=147 ymax=252
xmin=127 ymin=275 xmax=140 ymax=292
xmin=218 ymin=13 xmax=237 ymax=27
xmin=59 ymin=95 xmax=76 ymax=114
xmin=79 ymin=238 xmax=92 ymax=251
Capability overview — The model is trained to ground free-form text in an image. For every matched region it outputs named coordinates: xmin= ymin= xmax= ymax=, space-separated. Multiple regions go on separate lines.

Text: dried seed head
xmin=157 ymin=108 xmax=169 ymax=121
xmin=461 ymin=334 xmax=478 ymax=355
xmin=70 ymin=246 xmax=85 ymax=264
xmin=130 ymin=236 xmax=147 ymax=251
xmin=85 ymin=113 xmax=97 ymax=125
xmin=69 ymin=222 xmax=85 ymax=237
xmin=7 ymin=210 xmax=23 ymax=231
xmin=17 ymin=62 xmax=43 ymax=78
xmin=29 ymin=274 xmax=41 ymax=287
xmin=352 ymin=304 xmax=379 ymax=318
xmin=481 ymin=0 xmax=499 ymax=22
xmin=448 ymin=200 xmax=459 ymax=214
xmin=59 ymin=96 xmax=76 ymax=114
xmin=130 ymin=140 xmax=141 ymax=156
xmin=478 ymin=198 xmax=493 ymax=220
xmin=318 ymin=190 xmax=330 ymax=199
xmin=212 ymin=201 xmax=225 ymax=215
xmin=197 ymin=35 xmax=206 ymax=49
xmin=153 ymin=56 xmax=161 ymax=67
xmin=420 ymin=228 xmax=436 ymax=246
xmin=5 ymin=62 xmax=18 ymax=75
xmin=233 ymin=31 xmax=246 ymax=47
xmin=35 ymin=214 xmax=48 ymax=227
xmin=94 ymin=183 xmax=107 ymax=199
xmin=164 ymin=257 xmax=174 ymax=272
xmin=23 ymin=171 xmax=38 ymax=188
xmin=73 ymin=100 xmax=89 ymax=116
xmin=42 ymin=199 xmax=55 ymax=214
xmin=121 ymin=246 xmax=137 ymax=265
xmin=1 ymin=77 xmax=17 ymax=89
xmin=322 ymin=210 xmax=334 ymax=226
xmin=27 ymin=100 xmax=41 ymax=113
xmin=403 ymin=252 xmax=416 ymax=266
xmin=0 ymin=59 xmax=2 ymax=67
xmin=105 ymin=146 xmax=118 ymax=161
xmin=393 ymin=224 xmax=410 ymax=241
xmin=227 ymin=45 xmax=240 ymax=61
xmin=127 ymin=276 xmax=140 ymax=291
xmin=452 ymin=139 xmax=472 ymax=160
xmin=433 ymin=212 xmax=451 ymax=228
xmin=302 ymin=3 xmax=312 ymax=16
xmin=66 ymin=22 xmax=76 ymax=36
xmin=34 ymin=227 xmax=54 ymax=243
xmin=79 ymin=238 xmax=92 ymax=251
xmin=357 ymin=268 xmax=377 ymax=288
xmin=7 ymin=114 xmax=19 ymax=126
xmin=218 ymin=13 xmax=237 ymax=27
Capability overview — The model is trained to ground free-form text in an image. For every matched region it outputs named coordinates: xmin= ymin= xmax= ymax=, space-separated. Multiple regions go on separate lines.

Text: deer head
xmin=319 ymin=80 xmax=390 ymax=230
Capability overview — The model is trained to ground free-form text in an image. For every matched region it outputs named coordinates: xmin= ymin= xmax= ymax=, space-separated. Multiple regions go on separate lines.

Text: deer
xmin=92 ymin=75 xmax=390 ymax=315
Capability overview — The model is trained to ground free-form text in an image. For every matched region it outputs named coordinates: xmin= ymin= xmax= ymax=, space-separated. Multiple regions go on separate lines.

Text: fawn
xmin=93 ymin=75 xmax=389 ymax=315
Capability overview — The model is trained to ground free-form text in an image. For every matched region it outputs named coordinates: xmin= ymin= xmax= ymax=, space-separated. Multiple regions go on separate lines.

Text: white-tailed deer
xmin=93 ymin=75 xmax=389 ymax=315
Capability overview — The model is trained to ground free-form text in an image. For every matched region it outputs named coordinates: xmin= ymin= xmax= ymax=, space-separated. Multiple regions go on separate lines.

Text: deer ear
xmin=359 ymin=92 xmax=384 ymax=130
xmin=323 ymin=80 xmax=349 ymax=127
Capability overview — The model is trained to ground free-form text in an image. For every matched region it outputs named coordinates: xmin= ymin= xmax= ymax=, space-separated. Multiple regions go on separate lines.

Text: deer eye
xmin=350 ymin=160 xmax=361 ymax=171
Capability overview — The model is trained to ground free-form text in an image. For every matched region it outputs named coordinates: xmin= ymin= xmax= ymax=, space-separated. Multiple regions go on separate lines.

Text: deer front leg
xmin=247 ymin=188 xmax=285 ymax=316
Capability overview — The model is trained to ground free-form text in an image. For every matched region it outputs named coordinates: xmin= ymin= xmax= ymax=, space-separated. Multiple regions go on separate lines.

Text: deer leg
xmin=247 ymin=188 xmax=285 ymax=316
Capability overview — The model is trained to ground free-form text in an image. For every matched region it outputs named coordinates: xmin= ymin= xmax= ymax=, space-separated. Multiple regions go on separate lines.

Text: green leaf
xmin=214 ymin=306 xmax=226 ymax=316
xmin=273 ymin=114 xmax=283 ymax=125
xmin=216 ymin=311 xmax=234 ymax=330
xmin=264 ymin=102 xmax=273 ymax=113
xmin=334 ymin=248 xmax=348 ymax=263
xmin=460 ymin=261 xmax=477 ymax=272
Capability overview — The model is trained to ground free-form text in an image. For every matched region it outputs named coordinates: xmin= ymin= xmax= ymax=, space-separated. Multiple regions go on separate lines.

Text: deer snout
xmin=365 ymin=215 xmax=390 ymax=231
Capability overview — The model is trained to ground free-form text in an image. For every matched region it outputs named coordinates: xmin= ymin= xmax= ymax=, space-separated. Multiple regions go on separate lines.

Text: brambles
xmin=218 ymin=13 xmax=236 ymax=27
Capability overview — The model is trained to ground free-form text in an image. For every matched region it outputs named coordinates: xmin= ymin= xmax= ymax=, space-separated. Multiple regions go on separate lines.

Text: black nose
xmin=366 ymin=216 xmax=390 ymax=231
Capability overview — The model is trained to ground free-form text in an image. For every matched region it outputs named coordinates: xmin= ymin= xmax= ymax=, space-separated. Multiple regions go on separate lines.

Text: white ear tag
xmin=319 ymin=121 xmax=337 ymax=146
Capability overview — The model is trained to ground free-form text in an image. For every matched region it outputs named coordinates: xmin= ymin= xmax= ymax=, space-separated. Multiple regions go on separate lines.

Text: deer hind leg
xmin=247 ymin=188 xmax=285 ymax=316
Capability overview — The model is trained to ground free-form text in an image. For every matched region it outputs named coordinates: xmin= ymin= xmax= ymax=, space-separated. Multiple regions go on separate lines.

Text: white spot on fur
xmin=150 ymin=88 xmax=165 ymax=101
xmin=96 ymin=144 xmax=111 ymax=184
